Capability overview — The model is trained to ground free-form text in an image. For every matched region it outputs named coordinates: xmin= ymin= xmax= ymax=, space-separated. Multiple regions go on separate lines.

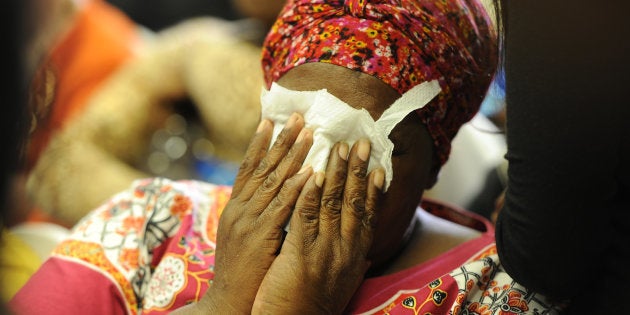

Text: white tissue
xmin=260 ymin=80 xmax=441 ymax=191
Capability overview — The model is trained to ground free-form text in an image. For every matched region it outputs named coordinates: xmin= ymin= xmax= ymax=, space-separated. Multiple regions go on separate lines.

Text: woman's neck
xmin=374 ymin=209 xmax=482 ymax=276
xmin=365 ymin=215 xmax=418 ymax=278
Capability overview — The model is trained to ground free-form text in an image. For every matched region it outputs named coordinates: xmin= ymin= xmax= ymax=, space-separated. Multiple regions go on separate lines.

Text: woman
xmin=10 ymin=0 xmax=562 ymax=314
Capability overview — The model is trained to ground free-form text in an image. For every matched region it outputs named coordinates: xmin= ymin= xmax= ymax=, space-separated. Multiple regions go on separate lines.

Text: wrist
xmin=193 ymin=285 xmax=251 ymax=315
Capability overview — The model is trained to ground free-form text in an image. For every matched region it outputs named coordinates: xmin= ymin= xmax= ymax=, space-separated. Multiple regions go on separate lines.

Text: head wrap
xmin=261 ymin=0 xmax=497 ymax=165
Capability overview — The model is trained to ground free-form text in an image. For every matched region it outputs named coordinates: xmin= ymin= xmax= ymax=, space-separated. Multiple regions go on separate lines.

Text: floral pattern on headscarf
xmin=261 ymin=0 xmax=498 ymax=165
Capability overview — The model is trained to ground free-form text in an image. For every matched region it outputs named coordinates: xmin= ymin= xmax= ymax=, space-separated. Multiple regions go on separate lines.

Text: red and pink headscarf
xmin=262 ymin=0 xmax=497 ymax=165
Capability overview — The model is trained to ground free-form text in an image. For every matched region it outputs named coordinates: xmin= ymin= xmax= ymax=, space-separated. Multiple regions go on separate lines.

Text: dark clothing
xmin=106 ymin=0 xmax=240 ymax=31
xmin=494 ymin=0 xmax=630 ymax=313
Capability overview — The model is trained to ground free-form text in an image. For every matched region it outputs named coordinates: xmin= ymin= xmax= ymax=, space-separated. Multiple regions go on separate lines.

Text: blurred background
xmin=105 ymin=0 xmax=240 ymax=30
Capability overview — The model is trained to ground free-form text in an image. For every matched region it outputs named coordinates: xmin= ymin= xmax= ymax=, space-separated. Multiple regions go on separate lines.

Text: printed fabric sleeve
xmin=9 ymin=177 xmax=229 ymax=315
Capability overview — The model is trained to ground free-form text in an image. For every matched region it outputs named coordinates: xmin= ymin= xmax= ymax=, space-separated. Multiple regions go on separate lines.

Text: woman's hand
xmin=175 ymin=113 xmax=314 ymax=314
xmin=252 ymin=140 xmax=385 ymax=314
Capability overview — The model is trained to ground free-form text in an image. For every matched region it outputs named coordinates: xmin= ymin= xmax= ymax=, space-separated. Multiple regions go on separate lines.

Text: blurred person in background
xmin=22 ymin=0 xmax=287 ymax=228
xmin=1 ymin=0 xmax=285 ymax=302
xmin=0 ymin=0 xmax=71 ymax=306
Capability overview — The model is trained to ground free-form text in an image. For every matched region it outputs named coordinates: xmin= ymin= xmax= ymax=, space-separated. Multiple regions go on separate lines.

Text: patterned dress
xmin=10 ymin=178 xmax=564 ymax=314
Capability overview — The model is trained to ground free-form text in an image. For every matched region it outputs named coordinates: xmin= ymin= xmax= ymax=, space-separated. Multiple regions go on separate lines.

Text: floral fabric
xmin=261 ymin=0 xmax=498 ymax=165
xmin=10 ymin=178 xmax=562 ymax=314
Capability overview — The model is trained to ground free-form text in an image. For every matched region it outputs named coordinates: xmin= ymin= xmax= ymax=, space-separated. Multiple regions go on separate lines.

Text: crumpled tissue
xmin=260 ymin=80 xmax=441 ymax=191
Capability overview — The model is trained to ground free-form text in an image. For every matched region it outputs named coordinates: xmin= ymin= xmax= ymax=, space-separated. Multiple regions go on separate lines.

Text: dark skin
xmin=174 ymin=63 xmax=439 ymax=314
xmin=276 ymin=63 xmax=439 ymax=273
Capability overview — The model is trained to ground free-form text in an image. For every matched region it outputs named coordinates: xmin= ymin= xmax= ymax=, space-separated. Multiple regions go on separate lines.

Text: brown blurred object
xmin=491 ymin=188 xmax=505 ymax=225
xmin=231 ymin=0 xmax=287 ymax=28
xmin=27 ymin=18 xmax=263 ymax=227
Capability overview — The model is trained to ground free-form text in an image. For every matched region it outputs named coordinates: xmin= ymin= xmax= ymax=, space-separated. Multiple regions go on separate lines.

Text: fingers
xmin=237 ymin=113 xmax=306 ymax=201
xmin=340 ymin=139 xmax=371 ymax=241
xmin=289 ymin=172 xmax=324 ymax=245
xmin=232 ymin=119 xmax=273 ymax=196
xmin=261 ymin=166 xmax=313 ymax=230
xmin=319 ymin=139 xmax=381 ymax=256
xmin=318 ymin=142 xmax=350 ymax=232
xmin=286 ymin=139 xmax=381 ymax=268
xmin=248 ymin=127 xmax=313 ymax=215
xmin=359 ymin=168 xmax=383 ymax=250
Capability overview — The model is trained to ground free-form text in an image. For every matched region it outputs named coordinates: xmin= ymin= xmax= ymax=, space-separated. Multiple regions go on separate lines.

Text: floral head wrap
xmin=261 ymin=0 xmax=497 ymax=165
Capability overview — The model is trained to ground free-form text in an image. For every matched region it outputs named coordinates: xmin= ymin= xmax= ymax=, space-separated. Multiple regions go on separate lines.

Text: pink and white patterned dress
xmin=10 ymin=178 xmax=564 ymax=314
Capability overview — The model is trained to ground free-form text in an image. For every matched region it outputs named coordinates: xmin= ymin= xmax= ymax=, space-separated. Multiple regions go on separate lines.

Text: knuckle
xmin=253 ymin=159 xmax=272 ymax=176
xmin=275 ymin=178 xmax=300 ymax=205
xmin=238 ymin=157 xmax=253 ymax=173
xmin=364 ymin=198 xmax=379 ymax=228
xmin=261 ymin=171 xmax=280 ymax=191
xmin=237 ymin=156 xmax=255 ymax=174
xmin=280 ymin=176 xmax=296 ymax=190
xmin=321 ymin=195 xmax=343 ymax=212
xmin=219 ymin=205 xmax=244 ymax=229
xmin=347 ymin=193 xmax=366 ymax=215
xmin=300 ymin=188 xmax=320 ymax=206
xmin=269 ymin=191 xmax=287 ymax=208
xmin=363 ymin=211 xmax=378 ymax=229
xmin=284 ymin=145 xmax=298 ymax=159
xmin=272 ymin=129 xmax=290 ymax=147
xmin=282 ymin=174 xmax=301 ymax=190
xmin=297 ymin=204 xmax=320 ymax=223
xmin=350 ymin=162 xmax=368 ymax=179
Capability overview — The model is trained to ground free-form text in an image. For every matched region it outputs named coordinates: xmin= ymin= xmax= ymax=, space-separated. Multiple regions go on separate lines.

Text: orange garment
xmin=26 ymin=0 xmax=139 ymax=171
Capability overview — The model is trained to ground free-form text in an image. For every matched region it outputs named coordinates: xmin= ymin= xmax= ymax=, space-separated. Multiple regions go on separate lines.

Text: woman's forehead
xmin=277 ymin=63 xmax=401 ymax=120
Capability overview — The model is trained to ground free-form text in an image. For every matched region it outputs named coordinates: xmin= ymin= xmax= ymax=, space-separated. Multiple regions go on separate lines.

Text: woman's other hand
xmin=252 ymin=140 xmax=384 ymax=314
xmin=175 ymin=113 xmax=314 ymax=314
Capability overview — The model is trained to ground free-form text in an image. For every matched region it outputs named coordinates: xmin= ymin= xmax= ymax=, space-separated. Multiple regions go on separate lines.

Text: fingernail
xmin=256 ymin=119 xmax=271 ymax=133
xmin=295 ymin=128 xmax=310 ymax=143
xmin=357 ymin=139 xmax=370 ymax=162
xmin=338 ymin=142 xmax=349 ymax=161
xmin=373 ymin=168 xmax=385 ymax=190
xmin=285 ymin=112 xmax=299 ymax=129
xmin=315 ymin=172 xmax=325 ymax=187
xmin=298 ymin=165 xmax=312 ymax=174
